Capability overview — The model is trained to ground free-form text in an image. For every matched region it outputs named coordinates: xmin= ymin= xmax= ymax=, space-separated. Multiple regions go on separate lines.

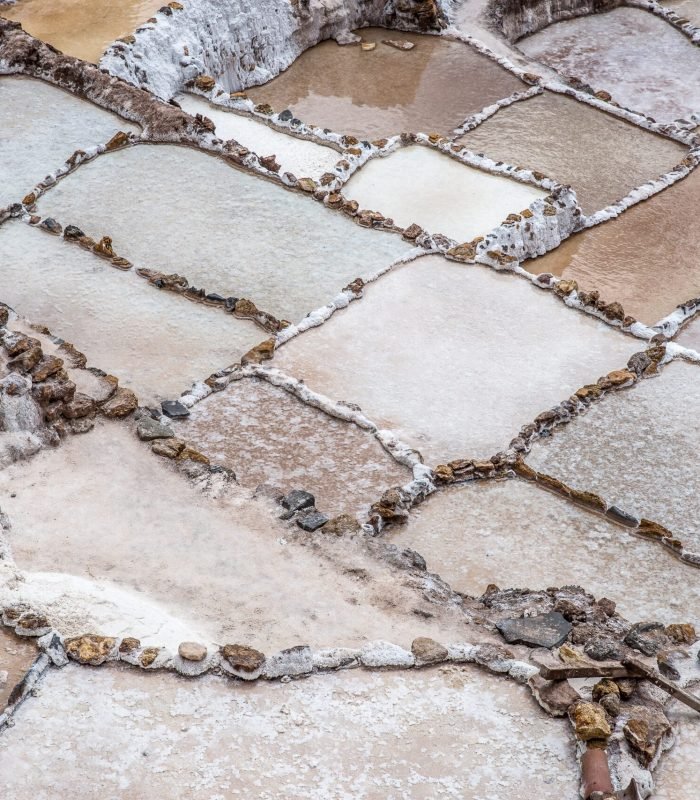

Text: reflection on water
xmin=0 ymin=0 xmax=165 ymax=63
xmin=244 ymin=28 xmax=524 ymax=139
xmin=524 ymin=170 xmax=700 ymax=325
xmin=460 ymin=92 xmax=686 ymax=214
xmin=519 ymin=7 xmax=700 ymax=122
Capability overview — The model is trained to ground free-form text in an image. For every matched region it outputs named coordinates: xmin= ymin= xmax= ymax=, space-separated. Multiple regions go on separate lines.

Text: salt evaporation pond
xmin=176 ymin=378 xmax=410 ymax=517
xmin=0 ymin=665 xmax=578 ymax=799
xmin=519 ymin=7 xmax=700 ymax=122
xmin=0 ymin=223 xmax=262 ymax=404
xmin=0 ymin=0 xmax=165 ymax=63
xmin=665 ymin=0 xmax=700 ymax=26
xmin=35 ymin=144 xmax=411 ymax=323
xmin=460 ymin=91 xmax=686 ymax=214
xmin=677 ymin=314 xmax=700 ymax=351
xmin=390 ymin=479 xmax=700 ymax=625
xmin=0 ymin=627 xmax=36 ymax=711
xmin=523 ymin=169 xmax=700 ymax=326
xmin=0 ymin=76 xmax=137 ymax=210
xmin=343 ymin=147 xmax=545 ymax=242
xmin=175 ymin=94 xmax=343 ymax=180
xmin=243 ymin=28 xmax=524 ymax=139
xmin=273 ymin=255 xmax=639 ymax=464
xmin=0 ymin=421 xmax=472 ymax=650
xmin=526 ymin=360 xmax=700 ymax=553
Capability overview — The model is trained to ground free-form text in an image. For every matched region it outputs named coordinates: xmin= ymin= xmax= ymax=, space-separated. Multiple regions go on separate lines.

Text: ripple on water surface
xmin=243 ymin=28 xmax=525 ymax=139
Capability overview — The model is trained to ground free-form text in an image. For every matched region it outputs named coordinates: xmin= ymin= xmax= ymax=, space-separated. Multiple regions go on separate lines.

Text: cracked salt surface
xmin=519 ymin=7 xmax=700 ymax=122
xmin=0 ymin=421 xmax=472 ymax=650
xmin=527 ymin=360 xmax=700 ymax=553
xmin=273 ymin=255 xmax=639 ymax=464
xmin=0 ymin=663 xmax=577 ymax=799
xmin=459 ymin=91 xmax=686 ymax=215
xmin=35 ymin=144 xmax=411 ymax=323
xmin=0 ymin=222 xmax=261 ymax=404
xmin=0 ymin=76 xmax=138 ymax=209
xmin=343 ymin=145 xmax=546 ymax=243
xmin=243 ymin=27 xmax=524 ymax=140
xmin=175 ymin=377 xmax=411 ymax=517
xmin=391 ymin=479 xmax=700 ymax=626
xmin=523 ymin=168 xmax=700 ymax=326
xmin=175 ymin=93 xmax=342 ymax=180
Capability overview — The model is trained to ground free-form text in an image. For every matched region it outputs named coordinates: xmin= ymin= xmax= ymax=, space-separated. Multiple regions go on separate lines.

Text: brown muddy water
xmin=244 ymin=28 xmax=524 ymax=139
xmin=460 ymin=92 xmax=686 ymax=214
xmin=0 ymin=0 xmax=165 ymax=63
xmin=523 ymin=169 xmax=700 ymax=325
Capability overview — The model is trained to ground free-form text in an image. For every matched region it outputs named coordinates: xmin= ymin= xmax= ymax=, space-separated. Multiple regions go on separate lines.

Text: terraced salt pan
xmin=0 ymin=223 xmax=262 ymax=404
xmin=0 ymin=627 xmax=36 ymax=711
xmin=527 ymin=360 xmax=700 ymax=552
xmin=665 ymin=0 xmax=700 ymax=25
xmin=0 ymin=665 xmax=578 ymax=799
xmin=36 ymin=144 xmax=411 ymax=323
xmin=244 ymin=27 xmax=524 ymax=139
xmin=0 ymin=421 xmax=472 ymax=650
xmin=343 ymin=146 xmax=546 ymax=242
xmin=175 ymin=93 xmax=342 ymax=180
xmin=519 ymin=7 xmax=700 ymax=122
xmin=176 ymin=378 xmax=411 ymax=517
xmin=391 ymin=480 xmax=700 ymax=625
xmin=524 ymin=169 xmax=700 ymax=326
xmin=273 ymin=255 xmax=639 ymax=464
xmin=459 ymin=92 xmax=686 ymax=214
xmin=0 ymin=76 xmax=137 ymax=209
xmin=0 ymin=0 xmax=166 ymax=63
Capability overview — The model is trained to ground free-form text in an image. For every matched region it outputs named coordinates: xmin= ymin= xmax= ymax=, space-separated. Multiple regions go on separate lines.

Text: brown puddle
xmin=243 ymin=28 xmax=524 ymax=139
xmin=523 ymin=169 xmax=700 ymax=325
xmin=459 ymin=92 xmax=686 ymax=214
xmin=0 ymin=0 xmax=165 ymax=63
xmin=0 ymin=627 xmax=37 ymax=711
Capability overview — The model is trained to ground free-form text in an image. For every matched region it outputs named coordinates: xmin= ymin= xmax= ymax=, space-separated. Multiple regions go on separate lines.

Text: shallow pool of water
xmin=519 ymin=7 xmax=700 ymax=122
xmin=244 ymin=28 xmax=524 ymax=139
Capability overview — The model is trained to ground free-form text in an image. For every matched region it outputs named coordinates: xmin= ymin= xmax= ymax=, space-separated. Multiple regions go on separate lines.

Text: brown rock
xmin=100 ymin=387 xmax=138 ymax=418
xmin=8 ymin=344 xmax=42 ymax=372
xmin=666 ymin=623 xmax=697 ymax=644
xmin=194 ymin=75 xmax=216 ymax=92
xmin=176 ymin=446 xmax=210 ymax=464
xmin=31 ymin=355 xmax=64 ymax=382
xmin=119 ymin=637 xmax=141 ymax=653
xmin=322 ymin=514 xmax=361 ymax=536
xmin=65 ymin=635 xmax=116 ymax=665
xmin=297 ymin=178 xmax=316 ymax=193
xmin=623 ymin=707 xmax=672 ymax=766
xmin=178 ymin=641 xmax=207 ymax=662
xmin=433 ymin=464 xmax=454 ymax=483
xmin=606 ymin=370 xmax=635 ymax=387
xmin=570 ymin=701 xmax=611 ymax=742
xmin=62 ymin=393 xmax=97 ymax=419
xmin=411 ymin=637 xmax=448 ymax=665
xmin=402 ymin=223 xmax=424 ymax=241
xmin=93 ymin=236 xmax=116 ymax=258
xmin=140 ymin=647 xmax=160 ymax=667
xmin=595 ymin=90 xmax=613 ymax=102
xmin=241 ymin=338 xmax=275 ymax=365
xmin=105 ymin=131 xmax=130 ymax=151
xmin=529 ymin=675 xmax=580 ymax=716
xmin=555 ymin=279 xmax=578 ymax=296
xmin=151 ymin=438 xmax=186 ymax=458
xmin=592 ymin=679 xmax=620 ymax=703
xmin=221 ymin=644 xmax=266 ymax=674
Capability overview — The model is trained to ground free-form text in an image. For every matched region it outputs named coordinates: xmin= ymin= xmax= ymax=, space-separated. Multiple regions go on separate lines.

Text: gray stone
xmin=137 ymin=416 xmax=174 ymax=441
xmin=585 ymin=635 xmax=625 ymax=662
xmin=496 ymin=611 xmax=572 ymax=649
xmin=282 ymin=489 xmax=315 ymax=513
xmin=411 ymin=637 xmax=448 ymax=666
xmin=262 ymin=645 xmax=313 ymax=679
xmin=625 ymin=622 xmax=668 ymax=656
xmin=178 ymin=641 xmax=207 ymax=662
xmin=297 ymin=512 xmax=329 ymax=532
xmin=161 ymin=400 xmax=190 ymax=418
xmin=40 ymin=217 xmax=62 ymax=235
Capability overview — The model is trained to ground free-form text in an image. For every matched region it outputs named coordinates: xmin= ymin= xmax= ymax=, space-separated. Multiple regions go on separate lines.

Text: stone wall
xmin=487 ymin=0 xmax=624 ymax=42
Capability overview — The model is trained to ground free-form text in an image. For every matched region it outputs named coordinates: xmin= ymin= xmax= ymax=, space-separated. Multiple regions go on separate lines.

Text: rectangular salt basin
xmin=0 ymin=666 xmax=577 ymax=800
xmin=343 ymin=146 xmax=546 ymax=242
xmin=0 ymin=0 xmax=166 ymax=63
xmin=0 ymin=222 xmax=263 ymax=404
xmin=526 ymin=360 xmax=700 ymax=553
xmin=523 ymin=169 xmax=700 ymax=326
xmin=460 ymin=92 xmax=686 ymax=214
xmin=175 ymin=377 xmax=411 ymax=517
xmin=176 ymin=94 xmax=342 ymax=180
xmin=36 ymin=144 xmax=412 ymax=323
xmin=391 ymin=479 xmax=700 ymax=626
xmin=519 ymin=7 xmax=700 ymax=122
xmin=0 ymin=421 xmax=474 ymax=650
xmin=0 ymin=76 xmax=138 ymax=210
xmin=272 ymin=255 xmax=640 ymax=464
xmin=243 ymin=28 xmax=525 ymax=140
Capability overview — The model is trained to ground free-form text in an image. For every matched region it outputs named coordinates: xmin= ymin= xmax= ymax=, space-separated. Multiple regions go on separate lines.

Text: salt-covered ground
xmin=0 ymin=222 xmax=262 ymax=404
xmin=175 ymin=93 xmax=342 ymax=180
xmin=390 ymin=479 xmax=700 ymax=625
xmin=273 ymin=255 xmax=640 ymax=464
xmin=35 ymin=144 xmax=411 ymax=323
xmin=460 ymin=91 xmax=686 ymax=214
xmin=0 ymin=663 xmax=578 ymax=799
xmin=244 ymin=28 xmax=524 ymax=139
xmin=519 ymin=7 xmax=700 ymax=122
xmin=523 ymin=169 xmax=700 ymax=326
xmin=0 ymin=76 xmax=137 ymax=209
xmin=343 ymin=147 xmax=546 ymax=242
xmin=526 ymin=360 xmax=700 ymax=553
xmin=174 ymin=377 xmax=411 ymax=517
